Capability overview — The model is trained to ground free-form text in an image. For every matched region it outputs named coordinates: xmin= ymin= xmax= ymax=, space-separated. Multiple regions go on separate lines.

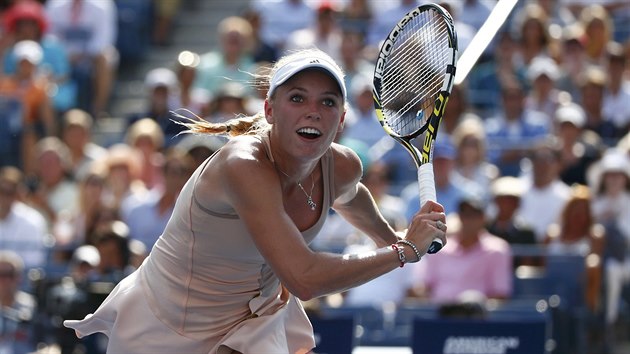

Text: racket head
xmin=373 ymin=4 xmax=458 ymax=147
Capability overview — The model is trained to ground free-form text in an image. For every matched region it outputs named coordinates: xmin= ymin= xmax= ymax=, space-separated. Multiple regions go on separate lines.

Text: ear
xmin=336 ymin=111 xmax=346 ymax=133
xmin=264 ymin=99 xmax=274 ymax=124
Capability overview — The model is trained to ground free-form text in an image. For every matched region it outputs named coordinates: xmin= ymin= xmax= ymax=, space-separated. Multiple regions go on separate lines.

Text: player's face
xmin=265 ymin=69 xmax=345 ymax=157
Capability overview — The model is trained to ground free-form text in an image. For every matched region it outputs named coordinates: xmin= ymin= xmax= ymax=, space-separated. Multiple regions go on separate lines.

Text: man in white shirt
xmin=0 ymin=167 xmax=48 ymax=271
xmin=518 ymin=137 xmax=571 ymax=241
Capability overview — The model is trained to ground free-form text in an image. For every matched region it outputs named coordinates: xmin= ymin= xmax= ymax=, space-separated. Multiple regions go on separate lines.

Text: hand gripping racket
xmin=372 ymin=3 xmax=457 ymax=254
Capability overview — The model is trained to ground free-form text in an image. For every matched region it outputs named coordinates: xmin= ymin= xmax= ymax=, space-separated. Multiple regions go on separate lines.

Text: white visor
xmin=267 ymin=55 xmax=346 ymax=100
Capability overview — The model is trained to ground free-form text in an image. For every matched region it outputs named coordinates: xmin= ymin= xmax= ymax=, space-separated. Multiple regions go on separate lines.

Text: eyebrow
xmin=287 ymin=86 xmax=341 ymax=98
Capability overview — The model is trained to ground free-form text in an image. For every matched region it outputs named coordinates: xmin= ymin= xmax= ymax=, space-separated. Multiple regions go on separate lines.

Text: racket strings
xmin=380 ymin=10 xmax=451 ymax=136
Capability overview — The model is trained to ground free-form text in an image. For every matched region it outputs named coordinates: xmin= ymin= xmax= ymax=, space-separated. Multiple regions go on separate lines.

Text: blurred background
xmin=0 ymin=0 xmax=629 ymax=353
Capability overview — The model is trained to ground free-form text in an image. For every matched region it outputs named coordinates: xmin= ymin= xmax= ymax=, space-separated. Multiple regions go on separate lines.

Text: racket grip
xmin=417 ymin=164 xmax=443 ymax=254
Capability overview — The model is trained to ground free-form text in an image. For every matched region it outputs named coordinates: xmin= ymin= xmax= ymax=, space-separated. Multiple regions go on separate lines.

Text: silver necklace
xmin=276 ymin=167 xmax=317 ymax=211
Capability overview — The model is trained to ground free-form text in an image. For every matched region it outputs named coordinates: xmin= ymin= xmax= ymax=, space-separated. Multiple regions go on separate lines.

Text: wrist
xmin=396 ymin=239 xmax=422 ymax=263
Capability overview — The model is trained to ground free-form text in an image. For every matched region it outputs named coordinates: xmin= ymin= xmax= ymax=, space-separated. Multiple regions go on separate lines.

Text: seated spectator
xmin=284 ymin=2 xmax=342 ymax=60
xmin=0 ymin=251 xmax=37 ymax=354
xmin=2 ymin=0 xmax=77 ymax=113
xmin=554 ymin=102 xmax=604 ymax=186
xmin=125 ymin=118 xmax=166 ymax=192
xmin=0 ymin=167 xmax=48 ymax=271
xmin=193 ymin=16 xmax=257 ymax=97
xmin=450 ymin=116 xmax=499 ymax=195
xmin=123 ymin=149 xmax=194 ymax=249
xmin=524 ymin=56 xmax=567 ymax=121
xmin=173 ymin=50 xmax=212 ymax=117
xmin=518 ymin=137 xmax=571 ymax=241
xmin=60 ymin=109 xmax=107 ymax=181
xmin=587 ymin=149 xmax=630 ymax=327
xmin=408 ymin=194 xmax=513 ymax=303
xmin=486 ymin=176 xmax=537 ymax=268
xmin=602 ymin=41 xmax=630 ymax=134
xmin=543 ymin=184 xmax=605 ymax=312
xmin=44 ymin=0 xmax=118 ymax=117
xmin=578 ymin=65 xmax=623 ymax=145
xmin=128 ymin=67 xmax=187 ymax=147
xmin=0 ymin=39 xmax=55 ymax=175
xmin=485 ymin=80 xmax=550 ymax=177
xmin=91 ymin=220 xmax=135 ymax=284
xmin=101 ymin=144 xmax=149 ymax=218
xmin=26 ymin=137 xmax=79 ymax=225
xmin=205 ymin=81 xmax=253 ymax=123
xmin=252 ymin=0 xmax=315 ymax=52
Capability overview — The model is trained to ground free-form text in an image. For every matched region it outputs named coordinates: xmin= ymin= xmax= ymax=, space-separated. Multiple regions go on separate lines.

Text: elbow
xmin=285 ymin=281 xmax=317 ymax=302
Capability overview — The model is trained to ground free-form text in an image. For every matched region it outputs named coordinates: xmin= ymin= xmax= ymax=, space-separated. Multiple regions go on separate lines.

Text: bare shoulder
xmin=196 ymin=135 xmax=276 ymax=207
xmin=330 ymin=142 xmax=363 ymax=188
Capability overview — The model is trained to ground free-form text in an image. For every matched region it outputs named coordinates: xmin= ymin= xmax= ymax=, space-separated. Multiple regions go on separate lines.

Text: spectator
xmin=518 ymin=137 xmax=571 ymax=241
xmin=524 ymin=55 xmax=568 ymax=121
xmin=579 ymin=4 xmax=615 ymax=66
xmin=578 ymin=65 xmax=623 ymax=145
xmin=366 ymin=0 xmax=421 ymax=47
xmin=206 ymin=81 xmax=253 ymax=123
xmin=408 ymin=194 xmax=513 ymax=303
xmin=543 ymin=184 xmax=605 ymax=313
xmin=0 ymin=167 xmax=48 ymax=271
xmin=91 ymin=220 xmax=135 ymax=284
xmin=44 ymin=0 xmax=118 ymax=117
xmin=123 ymin=149 xmax=194 ymax=249
xmin=0 ymin=39 xmax=55 ymax=176
xmin=0 ymin=251 xmax=37 ymax=354
xmin=26 ymin=137 xmax=79 ymax=225
xmin=602 ymin=41 xmax=630 ymax=133
xmin=53 ymin=164 xmax=107 ymax=250
xmin=556 ymin=24 xmax=589 ymax=99
xmin=337 ymin=30 xmax=373 ymax=99
xmin=338 ymin=0 xmax=372 ymax=35
xmin=60 ymin=109 xmax=107 ymax=181
xmin=450 ymin=116 xmax=499 ymax=194
xmin=340 ymin=74 xmax=384 ymax=147
xmin=128 ymin=67 xmax=186 ymax=147
xmin=554 ymin=102 xmax=603 ymax=186
xmin=175 ymin=134 xmax=226 ymax=169
xmin=2 ymin=0 xmax=77 ymax=113
xmin=173 ymin=50 xmax=212 ymax=117
xmin=284 ymin=2 xmax=342 ymax=60
xmin=240 ymin=7 xmax=278 ymax=64
xmin=193 ymin=16 xmax=257 ymax=97
xmin=252 ymin=0 xmax=315 ymax=52
xmin=125 ymin=118 xmax=166 ymax=192
xmin=587 ymin=149 xmax=630 ymax=327
xmin=485 ymin=80 xmax=550 ymax=177
xmin=152 ymin=0 xmax=182 ymax=46
xmin=511 ymin=3 xmax=559 ymax=71
xmin=486 ymin=176 xmax=537 ymax=268
xmin=101 ymin=144 xmax=149 ymax=219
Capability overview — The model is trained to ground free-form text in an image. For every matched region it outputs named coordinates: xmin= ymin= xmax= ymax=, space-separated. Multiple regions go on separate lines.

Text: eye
xmin=322 ymin=98 xmax=336 ymax=107
xmin=290 ymin=94 xmax=304 ymax=103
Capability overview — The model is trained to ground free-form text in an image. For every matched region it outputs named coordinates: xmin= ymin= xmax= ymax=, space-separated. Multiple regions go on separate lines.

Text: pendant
xmin=306 ymin=197 xmax=317 ymax=211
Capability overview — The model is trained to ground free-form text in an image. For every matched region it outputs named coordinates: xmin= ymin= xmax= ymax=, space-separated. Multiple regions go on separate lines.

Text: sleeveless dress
xmin=64 ymin=136 xmax=336 ymax=354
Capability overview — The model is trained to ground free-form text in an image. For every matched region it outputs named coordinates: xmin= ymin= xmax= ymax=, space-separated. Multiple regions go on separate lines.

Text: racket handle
xmin=418 ymin=164 xmax=443 ymax=254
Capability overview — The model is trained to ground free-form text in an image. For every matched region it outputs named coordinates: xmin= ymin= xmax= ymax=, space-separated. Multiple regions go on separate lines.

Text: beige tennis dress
xmin=64 ymin=137 xmax=335 ymax=354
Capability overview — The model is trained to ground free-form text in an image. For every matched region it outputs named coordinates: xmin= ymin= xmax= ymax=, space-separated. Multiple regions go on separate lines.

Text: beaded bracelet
xmin=396 ymin=239 xmax=422 ymax=263
xmin=390 ymin=244 xmax=406 ymax=267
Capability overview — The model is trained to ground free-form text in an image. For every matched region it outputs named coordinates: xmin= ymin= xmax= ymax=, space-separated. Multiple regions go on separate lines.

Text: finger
xmin=419 ymin=200 xmax=445 ymax=214
xmin=436 ymin=220 xmax=447 ymax=232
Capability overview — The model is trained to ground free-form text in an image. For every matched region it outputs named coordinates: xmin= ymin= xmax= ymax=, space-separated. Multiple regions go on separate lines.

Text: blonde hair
xmin=176 ymin=49 xmax=346 ymax=138
xmin=125 ymin=118 xmax=165 ymax=149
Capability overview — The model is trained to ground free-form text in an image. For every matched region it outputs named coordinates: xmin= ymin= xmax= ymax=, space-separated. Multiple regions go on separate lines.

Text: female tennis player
xmin=64 ymin=48 xmax=447 ymax=354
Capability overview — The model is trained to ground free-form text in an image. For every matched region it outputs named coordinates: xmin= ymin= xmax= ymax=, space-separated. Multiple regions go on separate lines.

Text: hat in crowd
xmin=491 ymin=176 xmax=525 ymax=198
xmin=555 ymin=102 xmax=586 ymax=128
xmin=458 ymin=190 xmax=487 ymax=213
xmin=176 ymin=134 xmax=227 ymax=154
xmin=587 ymin=148 xmax=630 ymax=191
xmin=4 ymin=0 xmax=48 ymax=33
xmin=267 ymin=50 xmax=346 ymax=100
xmin=433 ymin=140 xmax=456 ymax=160
xmin=145 ymin=67 xmax=177 ymax=90
xmin=13 ymin=40 xmax=43 ymax=65
xmin=527 ymin=56 xmax=560 ymax=82
xmin=71 ymin=245 xmax=100 ymax=268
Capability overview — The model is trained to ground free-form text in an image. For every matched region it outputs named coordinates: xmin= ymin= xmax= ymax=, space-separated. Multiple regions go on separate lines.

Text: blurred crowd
xmin=0 ymin=0 xmax=629 ymax=353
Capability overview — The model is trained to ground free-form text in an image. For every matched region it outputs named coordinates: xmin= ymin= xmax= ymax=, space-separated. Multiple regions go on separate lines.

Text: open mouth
xmin=296 ymin=127 xmax=322 ymax=140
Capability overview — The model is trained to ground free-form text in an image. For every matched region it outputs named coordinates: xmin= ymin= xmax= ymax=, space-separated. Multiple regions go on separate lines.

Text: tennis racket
xmin=372 ymin=3 xmax=457 ymax=254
